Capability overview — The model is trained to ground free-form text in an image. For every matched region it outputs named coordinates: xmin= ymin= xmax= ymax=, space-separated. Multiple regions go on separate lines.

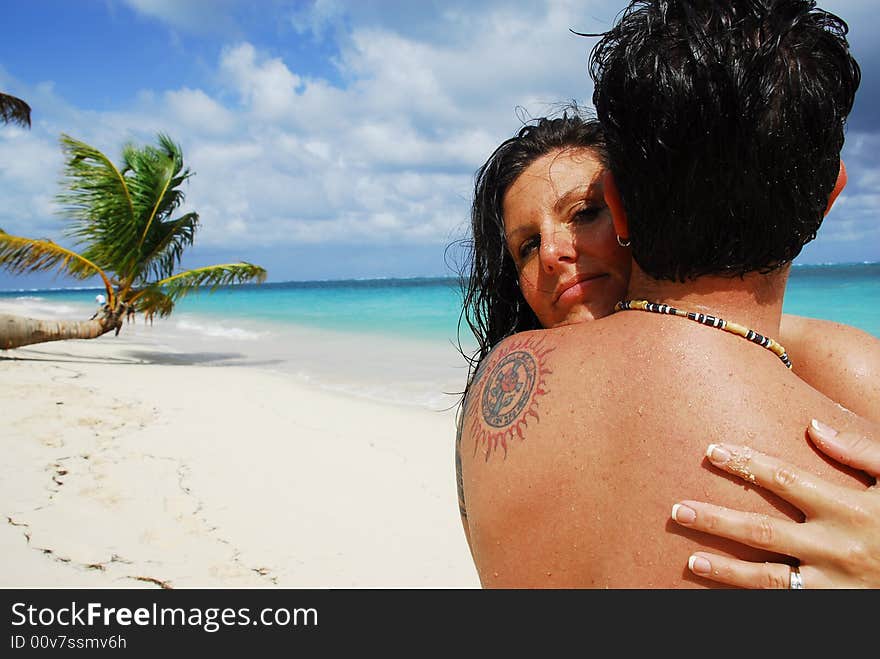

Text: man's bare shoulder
xmin=781 ymin=313 xmax=880 ymax=351
xmin=457 ymin=325 xmax=624 ymax=587
xmin=460 ymin=323 xmax=615 ymax=457
xmin=781 ymin=314 xmax=880 ymax=422
xmin=461 ymin=329 xmax=558 ymax=461
xmin=457 ymin=330 xmax=554 ymax=565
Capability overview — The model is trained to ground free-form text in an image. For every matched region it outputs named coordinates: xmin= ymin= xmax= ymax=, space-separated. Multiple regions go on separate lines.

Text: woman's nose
xmin=539 ymin=226 xmax=576 ymax=273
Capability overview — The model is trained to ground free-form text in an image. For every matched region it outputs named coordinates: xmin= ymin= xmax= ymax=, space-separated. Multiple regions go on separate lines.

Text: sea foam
xmin=173 ymin=318 xmax=267 ymax=341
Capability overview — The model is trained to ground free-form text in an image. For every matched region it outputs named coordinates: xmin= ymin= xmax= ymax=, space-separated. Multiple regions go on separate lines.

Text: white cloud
xmin=163 ymin=88 xmax=236 ymax=135
xmin=121 ymin=0 xmax=239 ymax=33
xmin=289 ymin=0 xmax=344 ymax=41
xmin=220 ymin=44 xmax=303 ymax=120
xmin=0 ymin=128 xmax=64 ymax=235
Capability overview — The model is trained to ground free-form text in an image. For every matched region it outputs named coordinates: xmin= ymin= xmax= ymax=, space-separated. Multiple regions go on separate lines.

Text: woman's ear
xmin=603 ymin=170 xmax=629 ymax=242
xmin=824 ymin=159 xmax=847 ymax=217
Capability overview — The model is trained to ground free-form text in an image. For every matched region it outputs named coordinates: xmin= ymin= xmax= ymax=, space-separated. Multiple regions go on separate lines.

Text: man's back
xmin=460 ymin=310 xmax=877 ymax=588
xmin=459 ymin=0 xmax=869 ymax=588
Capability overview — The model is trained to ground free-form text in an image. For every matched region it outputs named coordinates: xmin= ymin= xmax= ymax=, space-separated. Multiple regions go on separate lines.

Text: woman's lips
xmin=556 ymin=274 xmax=609 ymax=305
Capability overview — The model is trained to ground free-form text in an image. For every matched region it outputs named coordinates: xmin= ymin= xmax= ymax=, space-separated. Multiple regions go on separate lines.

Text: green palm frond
xmin=0 ymin=92 xmax=31 ymax=128
xmin=122 ymin=134 xmax=191 ymax=251
xmin=4 ymin=132 xmax=267 ymax=334
xmin=128 ymin=287 xmax=175 ymax=318
xmin=56 ymin=134 xmax=139 ymax=274
xmin=0 ymin=229 xmax=114 ymax=298
xmin=136 ymin=212 xmax=200 ymax=284
xmin=129 ymin=262 xmax=267 ymax=310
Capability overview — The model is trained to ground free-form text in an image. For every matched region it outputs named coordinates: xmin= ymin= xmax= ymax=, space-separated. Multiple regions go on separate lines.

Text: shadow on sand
xmin=1 ymin=347 xmax=284 ymax=368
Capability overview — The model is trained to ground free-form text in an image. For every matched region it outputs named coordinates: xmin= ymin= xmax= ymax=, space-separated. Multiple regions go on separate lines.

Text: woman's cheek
xmin=518 ymin=275 xmax=554 ymax=326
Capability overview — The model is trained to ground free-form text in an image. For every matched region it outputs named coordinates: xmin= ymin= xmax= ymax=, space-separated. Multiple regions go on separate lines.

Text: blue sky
xmin=1 ymin=0 xmax=878 ymax=289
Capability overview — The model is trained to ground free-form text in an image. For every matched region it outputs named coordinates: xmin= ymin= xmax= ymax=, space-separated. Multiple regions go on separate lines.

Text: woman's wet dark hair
xmin=453 ymin=111 xmax=606 ymax=405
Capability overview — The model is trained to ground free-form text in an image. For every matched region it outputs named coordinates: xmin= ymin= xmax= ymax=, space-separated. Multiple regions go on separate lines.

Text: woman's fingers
xmin=686 ymin=552 xmax=819 ymax=589
xmin=671 ymin=500 xmax=819 ymax=559
xmin=676 ymin=423 xmax=880 ymax=589
xmin=678 ymin=422 xmax=880 ymax=589
xmin=808 ymin=419 xmax=880 ymax=480
xmin=703 ymin=442 xmax=853 ymax=518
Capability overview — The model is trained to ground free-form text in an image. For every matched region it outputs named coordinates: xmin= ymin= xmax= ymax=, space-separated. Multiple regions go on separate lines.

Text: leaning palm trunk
xmin=0 ymin=134 xmax=267 ymax=350
xmin=0 ymin=309 xmax=122 ymax=350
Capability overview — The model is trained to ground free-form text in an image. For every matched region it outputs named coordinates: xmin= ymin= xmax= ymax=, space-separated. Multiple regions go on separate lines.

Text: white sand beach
xmin=0 ymin=300 xmax=480 ymax=589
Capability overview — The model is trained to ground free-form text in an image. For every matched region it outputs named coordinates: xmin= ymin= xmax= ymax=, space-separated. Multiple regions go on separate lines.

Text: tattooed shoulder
xmin=462 ymin=333 xmax=554 ymax=461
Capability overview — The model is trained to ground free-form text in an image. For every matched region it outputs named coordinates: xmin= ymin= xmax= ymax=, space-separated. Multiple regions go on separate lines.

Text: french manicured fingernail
xmin=706 ymin=443 xmax=731 ymax=466
xmin=671 ymin=503 xmax=696 ymax=524
xmin=811 ymin=419 xmax=839 ymax=440
xmin=688 ymin=554 xmax=712 ymax=576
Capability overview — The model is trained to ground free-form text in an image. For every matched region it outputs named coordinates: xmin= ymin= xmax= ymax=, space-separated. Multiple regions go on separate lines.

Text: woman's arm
xmin=672 ymin=419 xmax=880 ymax=588
xmin=781 ymin=314 xmax=880 ymax=423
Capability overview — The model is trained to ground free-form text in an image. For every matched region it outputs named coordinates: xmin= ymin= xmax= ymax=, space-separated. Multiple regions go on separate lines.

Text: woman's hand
xmin=671 ymin=419 xmax=880 ymax=588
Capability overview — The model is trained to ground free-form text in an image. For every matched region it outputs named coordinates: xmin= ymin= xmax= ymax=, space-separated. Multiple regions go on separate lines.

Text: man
xmin=458 ymin=0 xmax=877 ymax=587
xmin=90 ymin=293 xmax=107 ymax=320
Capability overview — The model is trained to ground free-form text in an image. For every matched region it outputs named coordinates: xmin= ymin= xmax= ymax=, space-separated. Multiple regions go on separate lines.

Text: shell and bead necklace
xmin=614 ymin=299 xmax=792 ymax=369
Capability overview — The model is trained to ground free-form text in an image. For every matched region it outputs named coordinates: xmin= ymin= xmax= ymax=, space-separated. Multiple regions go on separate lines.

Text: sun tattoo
xmin=469 ymin=335 xmax=554 ymax=461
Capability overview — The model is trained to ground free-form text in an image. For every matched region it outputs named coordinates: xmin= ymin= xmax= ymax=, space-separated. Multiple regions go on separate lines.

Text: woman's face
xmin=502 ymin=147 xmax=631 ymax=329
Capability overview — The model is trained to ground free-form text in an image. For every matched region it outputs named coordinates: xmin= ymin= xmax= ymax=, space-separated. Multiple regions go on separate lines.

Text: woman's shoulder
xmin=780 ymin=314 xmax=880 ymax=422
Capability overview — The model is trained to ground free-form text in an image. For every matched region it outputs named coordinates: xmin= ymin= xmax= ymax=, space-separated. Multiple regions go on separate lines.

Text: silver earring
xmin=616 ymin=235 xmax=631 ymax=248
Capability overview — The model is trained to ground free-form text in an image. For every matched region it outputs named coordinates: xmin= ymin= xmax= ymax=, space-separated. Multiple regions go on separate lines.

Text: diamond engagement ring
xmin=789 ymin=565 xmax=804 ymax=589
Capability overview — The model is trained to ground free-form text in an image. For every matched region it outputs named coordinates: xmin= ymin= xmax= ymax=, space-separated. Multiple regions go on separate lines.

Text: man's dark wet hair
xmin=455 ymin=111 xmax=606 ymax=400
xmin=590 ymin=0 xmax=860 ymax=281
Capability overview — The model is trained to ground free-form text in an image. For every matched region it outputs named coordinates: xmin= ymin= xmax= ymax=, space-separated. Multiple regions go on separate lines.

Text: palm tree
xmin=0 ymin=92 xmax=31 ymax=128
xmin=0 ymin=133 xmax=266 ymax=350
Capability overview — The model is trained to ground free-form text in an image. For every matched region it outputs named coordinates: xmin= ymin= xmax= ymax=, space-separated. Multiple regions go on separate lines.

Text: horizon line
xmin=1 ymin=261 xmax=878 ymax=294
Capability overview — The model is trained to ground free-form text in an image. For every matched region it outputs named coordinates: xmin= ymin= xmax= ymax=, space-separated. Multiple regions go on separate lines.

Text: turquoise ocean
xmin=1 ymin=263 xmax=878 ymax=410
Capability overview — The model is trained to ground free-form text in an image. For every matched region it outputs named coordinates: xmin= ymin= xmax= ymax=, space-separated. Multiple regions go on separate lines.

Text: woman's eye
xmin=518 ymin=236 xmax=540 ymax=259
xmin=573 ymin=205 xmax=603 ymax=223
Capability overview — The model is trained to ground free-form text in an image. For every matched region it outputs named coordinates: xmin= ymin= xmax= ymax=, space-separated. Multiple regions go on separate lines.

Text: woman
xmin=456 ymin=111 xmax=880 ymax=588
